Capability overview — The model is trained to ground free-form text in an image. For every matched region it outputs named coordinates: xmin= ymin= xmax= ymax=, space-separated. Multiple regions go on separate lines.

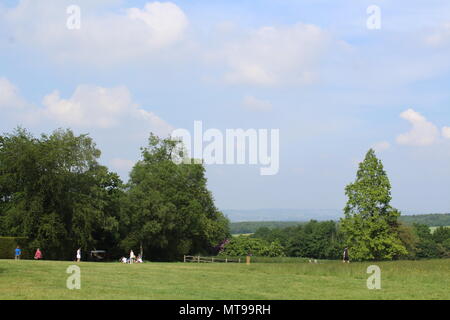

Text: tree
xmin=340 ymin=149 xmax=407 ymax=261
xmin=413 ymin=224 xmax=450 ymax=258
xmin=0 ymin=128 xmax=123 ymax=259
xmin=121 ymin=134 xmax=229 ymax=261
xmin=432 ymin=226 xmax=450 ymax=245
xmin=397 ymin=222 xmax=419 ymax=259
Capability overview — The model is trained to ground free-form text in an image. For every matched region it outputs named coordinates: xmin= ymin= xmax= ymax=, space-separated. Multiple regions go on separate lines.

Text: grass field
xmin=430 ymin=226 xmax=450 ymax=233
xmin=0 ymin=259 xmax=449 ymax=300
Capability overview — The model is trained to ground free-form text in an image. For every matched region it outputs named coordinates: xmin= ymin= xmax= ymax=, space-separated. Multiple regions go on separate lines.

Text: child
xmin=34 ymin=248 xmax=42 ymax=260
xmin=15 ymin=246 xmax=22 ymax=260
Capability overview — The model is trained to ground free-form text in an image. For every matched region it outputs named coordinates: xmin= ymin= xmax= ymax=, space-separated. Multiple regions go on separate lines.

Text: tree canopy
xmin=340 ymin=149 xmax=407 ymax=260
xmin=0 ymin=128 xmax=123 ymax=259
xmin=0 ymin=129 xmax=229 ymax=261
xmin=113 ymin=134 xmax=229 ymax=260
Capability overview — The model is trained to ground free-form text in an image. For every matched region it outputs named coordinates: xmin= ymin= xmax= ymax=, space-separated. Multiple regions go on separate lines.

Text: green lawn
xmin=0 ymin=259 xmax=449 ymax=300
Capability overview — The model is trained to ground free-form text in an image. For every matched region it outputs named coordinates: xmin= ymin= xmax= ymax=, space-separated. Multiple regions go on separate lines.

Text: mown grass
xmin=0 ymin=259 xmax=449 ymax=300
xmin=210 ymin=256 xmax=311 ymax=263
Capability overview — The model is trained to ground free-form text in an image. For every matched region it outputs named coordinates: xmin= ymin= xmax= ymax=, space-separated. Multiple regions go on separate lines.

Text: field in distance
xmin=0 ymin=259 xmax=449 ymax=300
xmin=430 ymin=226 xmax=450 ymax=233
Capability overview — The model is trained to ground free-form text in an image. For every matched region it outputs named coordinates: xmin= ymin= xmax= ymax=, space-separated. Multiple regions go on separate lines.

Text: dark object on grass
xmin=89 ymin=250 xmax=107 ymax=261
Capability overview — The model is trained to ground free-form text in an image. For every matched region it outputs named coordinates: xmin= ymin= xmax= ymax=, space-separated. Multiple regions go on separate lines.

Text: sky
xmin=1 ymin=0 xmax=450 ymax=214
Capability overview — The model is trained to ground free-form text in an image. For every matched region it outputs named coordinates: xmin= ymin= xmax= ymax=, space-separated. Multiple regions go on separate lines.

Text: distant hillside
xmin=223 ymin=209 xmax=341 ymax=222
xmin=230 ymin=221 xmax=306 ymax=234
xmin=399 ymin=214 xmax=450 ymax=227
xmin=229 ymin=213 xmax=450 ymax=234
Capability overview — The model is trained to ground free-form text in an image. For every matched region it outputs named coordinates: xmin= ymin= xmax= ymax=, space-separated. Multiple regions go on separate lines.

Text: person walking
xmin=14 ymin=246 xmax=22 ymax=260
xmin=76 ymin=248 xmax=81 ymax=262
xmin=34 ymin=248 xmax=42 ymax=260
xmin=343 ymin=247 xmax=350 ymax=263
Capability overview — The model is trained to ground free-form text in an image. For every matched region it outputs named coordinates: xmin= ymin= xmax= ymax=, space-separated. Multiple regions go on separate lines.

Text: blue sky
xmin=1 ymin=0 xmax=450 ymax=214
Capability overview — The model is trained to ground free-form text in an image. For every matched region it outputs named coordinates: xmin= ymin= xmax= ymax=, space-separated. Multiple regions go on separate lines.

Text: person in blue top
xmin=15 ymin=246 xmax=22 ymax=260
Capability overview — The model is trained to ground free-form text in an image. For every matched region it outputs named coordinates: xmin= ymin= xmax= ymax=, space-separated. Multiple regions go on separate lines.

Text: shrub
xmin=219 ymin=236 xmax=285 ymax=257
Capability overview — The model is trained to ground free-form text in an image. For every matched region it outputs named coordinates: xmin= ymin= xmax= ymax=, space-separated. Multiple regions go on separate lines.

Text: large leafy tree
xmin=0 ymin=128 xmax=123 ymax=259
xmin=340 ymin=149 xmax=407 ymax=261
xmin=121 ymin=134 xmax=230 ymax=261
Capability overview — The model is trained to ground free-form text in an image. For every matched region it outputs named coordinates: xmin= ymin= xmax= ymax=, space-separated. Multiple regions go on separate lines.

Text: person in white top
xmin=129 ymin=250 xmax=135 ymax=264
xmin=76 ymin=248 xmax=81 ymax=262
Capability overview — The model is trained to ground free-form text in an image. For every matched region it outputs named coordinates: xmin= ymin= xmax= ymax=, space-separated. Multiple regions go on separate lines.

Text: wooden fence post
xmin=183 ymin=255 xmax=186 ymax=263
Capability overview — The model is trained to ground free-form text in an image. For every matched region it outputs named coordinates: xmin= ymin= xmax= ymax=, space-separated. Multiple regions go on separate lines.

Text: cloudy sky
xmin=1 ymin=0 xmax=450 ymax=214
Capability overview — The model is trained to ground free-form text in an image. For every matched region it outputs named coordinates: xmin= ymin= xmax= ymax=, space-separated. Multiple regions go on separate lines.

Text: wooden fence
xmin=183 ymin=255 xmax=242 ymax=263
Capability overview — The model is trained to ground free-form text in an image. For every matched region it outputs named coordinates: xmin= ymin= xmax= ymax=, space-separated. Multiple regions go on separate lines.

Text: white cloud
xmin=42 ymin=86 xmax=134 ymax=128
xmin=40 ymin=85 xmax=173 ymax=134
xmin=0 ymin=77 xmax=29 ymax=109
xmin=242 ymin=95 xmax=272 ymax=112
xmin=127 ymin=2 xmax=188 ymax=48
xmin=0 ymin=78 xmax=173 ymax=182
xmin=1 ymin=1 xmax=188 ymax=65
xmin=0 ymin=78 xmax=172 ymax=136
xmin=217 ymin=23 xmax=330 ymax=86
xmin=442 ymin=127 xmax=450 ymax=139
xmin=396 ymin=109 xmax=440 ymax=146
xmin=372 ymin=141 xmax=391 ymax=152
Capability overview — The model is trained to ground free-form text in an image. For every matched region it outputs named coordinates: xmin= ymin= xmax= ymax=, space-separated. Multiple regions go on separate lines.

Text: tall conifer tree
xmin=341 ymin=149 xmax=407 ymax=260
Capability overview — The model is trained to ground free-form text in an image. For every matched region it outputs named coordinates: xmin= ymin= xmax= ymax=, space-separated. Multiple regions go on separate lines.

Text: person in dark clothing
xmin=343 ymin=247 xmax=350 ymax=263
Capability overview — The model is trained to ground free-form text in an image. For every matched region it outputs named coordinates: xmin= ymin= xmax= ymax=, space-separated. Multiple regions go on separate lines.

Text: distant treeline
xmin=230 ymin=221 xmax=305 ymax=234
xmin=399 ymin=214 xmax=450 ymax=227
xmin=230 ymin=213 xmax=450 ymax=234
xmin=223 ymin=220 xmax=450 ymax=260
